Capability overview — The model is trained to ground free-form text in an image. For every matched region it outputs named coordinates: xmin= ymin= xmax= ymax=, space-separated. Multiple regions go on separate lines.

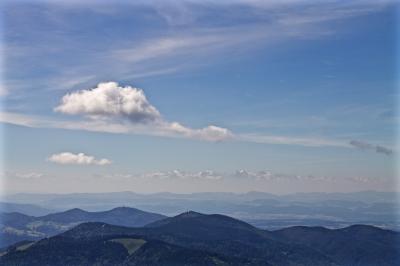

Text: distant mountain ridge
xmin=40 ymin=206 xmax=165 ymax=226
xmin=2 ymin=211 xmax=399 ymax=265
xmin=3 ymin=191 xmax=398 ymax=231
xmin=6 ymin=190 xmax=398 ymax=204
xmin=0 ymin=207 xmax=166 ymax=248
xmin=0 ymin=202 xmax=53 ymax=216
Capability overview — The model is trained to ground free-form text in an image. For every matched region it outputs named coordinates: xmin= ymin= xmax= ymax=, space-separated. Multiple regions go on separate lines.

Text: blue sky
xmin=0 ymin=1 xmax=398 ymax=194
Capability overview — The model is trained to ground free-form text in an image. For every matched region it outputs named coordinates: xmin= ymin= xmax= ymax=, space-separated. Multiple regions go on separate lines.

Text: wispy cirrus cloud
xmin=3 ymin=0 xmax=392 ymax=97
xmin=150 ymin=0 xmax=391 ymax=26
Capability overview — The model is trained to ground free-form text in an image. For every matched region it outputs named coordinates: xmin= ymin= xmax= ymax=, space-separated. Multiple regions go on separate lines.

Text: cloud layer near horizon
xmin=47 ymin=152 xmax=111 ymax=166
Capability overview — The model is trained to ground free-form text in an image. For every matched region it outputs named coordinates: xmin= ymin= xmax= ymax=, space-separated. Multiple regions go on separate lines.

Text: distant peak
xmin=110 ymin=206 xmax=139 ymax=212
xmin=341 ymin=224 xmax=384 ymax=232
xmin=111 ymin=206 xmax=131 ymax=210
xmin=55 ymin=208 xmax=88 ymax=216
xmin=175 ymin=211 xmax=204 ymax=218
xmin=67 ymin=208 xmax=86 ymax=213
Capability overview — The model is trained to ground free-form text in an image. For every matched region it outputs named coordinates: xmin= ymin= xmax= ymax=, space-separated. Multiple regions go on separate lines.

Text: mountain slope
xmin=60 ymin=212 xmax=336 ymax=265
xmin=145 ymin=211 xmax=273 ymax=242
xmin=274 ymin=224 xmax=400 ymax=266
xmin=0 ymin=234 xmax=250 ymax=266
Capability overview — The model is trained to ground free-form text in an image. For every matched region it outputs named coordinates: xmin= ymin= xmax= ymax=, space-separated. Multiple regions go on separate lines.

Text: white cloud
xmin=55 ymin=81 xmax=161 ymax=123
xmin=54 ymin=81 xmax=233 ymax=141
xmin=166 ymin=122 xmax=233 ymax=142
xmin=47 ymin=152 xmax=111 ymax=166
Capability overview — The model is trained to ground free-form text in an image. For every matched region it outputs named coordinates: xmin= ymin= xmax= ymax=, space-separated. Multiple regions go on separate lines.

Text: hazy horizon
xmin=3 ymin=188 xmax=399 ymax=196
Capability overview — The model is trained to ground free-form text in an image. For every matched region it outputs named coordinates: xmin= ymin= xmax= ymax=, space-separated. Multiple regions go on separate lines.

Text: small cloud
xmin=47 ymin=152 xmax=111 ymax=166
xmin=3 ymin=171 xmax=45 ymax=179
xmin=349 ymin=140 xmax=393 ymax=156
xmin=168 ymin=122 xmax=233 ymax=142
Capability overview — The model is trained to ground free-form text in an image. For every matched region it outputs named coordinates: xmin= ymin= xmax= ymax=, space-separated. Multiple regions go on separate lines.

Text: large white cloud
xmin=54 ymin=82 xmax=233 ymax=142
xmin=47 ymin=152 xmax=111 ymax=166
xmin=55 ymin=81 xmax=161 ymax=123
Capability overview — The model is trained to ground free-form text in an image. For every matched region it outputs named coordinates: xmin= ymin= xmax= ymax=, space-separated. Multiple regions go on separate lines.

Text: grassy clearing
xmin=110 ymin=238 xmax=146 ymax=255
xmin=16 ymin=242 xmax=35 ymax=251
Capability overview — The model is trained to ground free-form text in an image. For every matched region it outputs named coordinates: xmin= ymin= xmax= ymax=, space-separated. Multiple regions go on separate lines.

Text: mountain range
xmin=1 ymin=211 xmax=399 ymax=265
xmin=3 ymin=191 xmax=398 ymax=230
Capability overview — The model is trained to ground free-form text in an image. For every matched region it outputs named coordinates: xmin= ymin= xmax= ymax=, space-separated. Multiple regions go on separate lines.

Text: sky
xmin=0 ymin=0 xmax=398 ymax=194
